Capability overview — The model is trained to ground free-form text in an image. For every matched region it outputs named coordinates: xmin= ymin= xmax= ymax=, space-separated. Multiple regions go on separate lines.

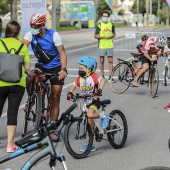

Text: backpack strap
xmin=15 ymin=43 xmax=24 ymax=55
xmin=0 ymin=40 xmax=10 ymax=53
xmin=0 ymin=40 xmax=24 ymax=55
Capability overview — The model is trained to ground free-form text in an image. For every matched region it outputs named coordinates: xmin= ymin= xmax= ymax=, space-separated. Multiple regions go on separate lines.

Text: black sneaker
xmin=101 ymin=75 xmax=105 ymax=79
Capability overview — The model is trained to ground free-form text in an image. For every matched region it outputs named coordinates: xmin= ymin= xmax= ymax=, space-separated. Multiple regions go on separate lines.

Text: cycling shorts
xmin=140 ymin=55 xmax=157 ymax=65
xmin=35 ymin=63 xmax=64 ymax=86
xmin=87 ymin=100 xmax=101 ymax=111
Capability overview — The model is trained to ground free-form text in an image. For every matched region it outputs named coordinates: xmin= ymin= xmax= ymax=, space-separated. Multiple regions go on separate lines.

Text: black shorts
xmin=35 ymin=63 xmax=64 ymax=86
xmin=140 ymin=56 xmax=157 ymax=65
xmin=87 ymin=100 xmax=101 ymax=111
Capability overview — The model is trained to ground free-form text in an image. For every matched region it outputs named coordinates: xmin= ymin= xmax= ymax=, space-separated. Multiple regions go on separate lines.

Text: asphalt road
xmin=1 ymin=29 xmax=170 ymax=170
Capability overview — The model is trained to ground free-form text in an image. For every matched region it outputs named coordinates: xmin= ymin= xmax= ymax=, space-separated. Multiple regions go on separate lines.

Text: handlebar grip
xmin=65 ymin=103 xmax=77 ymax=115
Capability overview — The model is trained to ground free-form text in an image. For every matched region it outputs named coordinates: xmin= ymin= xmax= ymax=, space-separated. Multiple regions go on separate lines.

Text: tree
xmin=157 ymin=0 xmax=170 ymax=26
xmin=131 ymin=0 xmax=160 ymax=16
xmin=0 ymin=0 xmax=9 ymax=16
xmin=96 ymin=0 xmax=112 ymax=19
xmin=56 ymin=0 xmax=60 ymax=28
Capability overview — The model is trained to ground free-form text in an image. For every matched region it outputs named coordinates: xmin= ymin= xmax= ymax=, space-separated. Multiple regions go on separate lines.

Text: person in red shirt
xmin=132 ymin=35 xmax=167 ymax=87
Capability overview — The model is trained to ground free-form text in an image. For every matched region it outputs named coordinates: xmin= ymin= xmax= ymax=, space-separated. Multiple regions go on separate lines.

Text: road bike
xmin=64 ymin=93 xmax=128 ymax=159
xmin=0 ymin=103 xmax=77 ymax=170
xmin=23 ymin=70 xmax=55 ymax=135
xmin=162 ymin=57 xmax=170 ymax=86
xmin=110 ymin=53 xmax=144 ymax=94
xmin=110 ymin=53 xmax=159 ymax=98
xmin=148 ymin=55 xmax=159 ymax=98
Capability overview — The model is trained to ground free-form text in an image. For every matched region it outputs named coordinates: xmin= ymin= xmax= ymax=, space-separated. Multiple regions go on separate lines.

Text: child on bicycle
xmin=67 ymin=56 xmax=106 ymax=152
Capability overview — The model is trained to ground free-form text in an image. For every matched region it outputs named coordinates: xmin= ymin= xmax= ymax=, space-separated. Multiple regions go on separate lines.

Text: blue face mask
xmin=102 ymin=17 xmax=108 ymax=23
xmin=31 ymin=28 xmax=41 ymax=35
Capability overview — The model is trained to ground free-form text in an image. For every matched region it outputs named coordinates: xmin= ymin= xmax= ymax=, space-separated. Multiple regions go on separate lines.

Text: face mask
xmin=102 ymin=17 xmax=108 ymax=23
xmin=31 ymin=28 xmax=41 ymax=35
xmin=78 ymin=70 xmax=86 ymax=78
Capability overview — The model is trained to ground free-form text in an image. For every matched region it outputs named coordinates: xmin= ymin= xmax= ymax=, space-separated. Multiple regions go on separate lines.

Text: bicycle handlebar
xmin=25 ymin=70 xmax=59 ymax=77
xmin=72 ymin=93 xmax=92 ymax=102
xmin=46 ymin=103 xmax=77 ymax=131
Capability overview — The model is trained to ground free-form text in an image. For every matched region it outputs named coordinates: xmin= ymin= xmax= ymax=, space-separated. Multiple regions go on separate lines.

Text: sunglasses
xmin=30 ymin=24 xmax=43 ymax=29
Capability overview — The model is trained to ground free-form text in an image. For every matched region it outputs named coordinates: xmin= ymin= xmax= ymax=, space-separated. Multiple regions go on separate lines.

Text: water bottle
xmin=93 ymin=118 xmax=103 ymax=134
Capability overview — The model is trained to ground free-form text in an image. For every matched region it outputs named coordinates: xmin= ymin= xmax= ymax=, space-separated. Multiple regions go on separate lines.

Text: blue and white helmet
xmin=78 ymin=56 xmax=97 ymax=72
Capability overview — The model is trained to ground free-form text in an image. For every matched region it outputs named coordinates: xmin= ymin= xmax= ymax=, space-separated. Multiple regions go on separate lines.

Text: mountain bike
xmin=110 ymin=53 xmax=144 ymax=94
xmin=23 ymin=70 xmax=55 ymax=135
xmin=64 ymin=93 xmax=128 ymax=159
xmin=0 ymin=103 xmax=77 ymax=170
xmin=162 ymin=57 xmax=170 ymax=86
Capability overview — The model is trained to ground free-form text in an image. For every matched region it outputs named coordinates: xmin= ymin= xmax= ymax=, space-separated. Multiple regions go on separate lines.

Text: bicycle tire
xmin=64 ymin=119 xmax=93 ymax=159
xmin=149 ymin=66 xmax=159 ymax=98
xmin=107 ymin=110 xmax=128 ymax=149
xmin=22 ymin=91 xmax=42 ymax=134
xmin=110 ymin=63 xmax=132 ymax=94
xmin=164 ymin=65 xmax=168 ymax=86
xmin=41 ymin=82 xmax=51 ymax=124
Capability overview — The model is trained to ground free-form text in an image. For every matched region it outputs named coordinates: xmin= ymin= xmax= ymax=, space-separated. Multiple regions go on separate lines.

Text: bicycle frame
xmin=0 ymin=128 xmax=67 ymax=170
xmin=75 ymin=95 xmax=123 ymax=137
xmin=0 ymin=103 xmax=77 ymax=170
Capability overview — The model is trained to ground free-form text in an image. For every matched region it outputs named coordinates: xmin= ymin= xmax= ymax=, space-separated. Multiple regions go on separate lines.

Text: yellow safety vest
xmin=98 ymin=22 xmax=114 ymax=49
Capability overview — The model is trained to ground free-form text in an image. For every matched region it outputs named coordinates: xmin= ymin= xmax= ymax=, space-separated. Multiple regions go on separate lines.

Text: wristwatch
xmin=62 ymin=68 xmax=68 ymax=74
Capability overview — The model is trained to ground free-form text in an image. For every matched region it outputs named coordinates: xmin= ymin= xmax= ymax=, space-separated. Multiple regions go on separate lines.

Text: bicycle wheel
xmin=41 ymin=82 xmax=51 ymax=124
xmin=110 ymin=63 xmax=132 ymax=94
xmin=22 ymin=91 xmax=42 ymax=134
xmin=64 ymin=119 xmax=93 ymax=159
xmin=107 ymin=110 xmax=128 ymax=149
xmin=149 ymin=66 xmax=159 ymax=98
xmin=164 ymin=65 xmax=168 ymax=86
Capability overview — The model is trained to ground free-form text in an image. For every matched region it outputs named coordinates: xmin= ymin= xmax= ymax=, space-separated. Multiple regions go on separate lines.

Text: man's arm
xmin=22 ymin=39 xmax=31 ymax=46
xmin=56 ymin=44 xmax=67 ymax=69
xmin=94 ymin=25 xmax=109 ymax=40
xmin=56 ymin=44 xmax=67 ymax=80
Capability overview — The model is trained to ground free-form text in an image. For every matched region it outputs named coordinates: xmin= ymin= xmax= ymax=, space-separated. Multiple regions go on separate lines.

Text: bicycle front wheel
xmin=107 ymin=110 xmax=128 ymax=149
xmin=64 ymin=119 xmax=93 ymax=159
xmin=164 ymin=65 xmax=168 ymax=86
xmin=110 ymin=63 xmax=132 ymax=94
xmin=149 ymin=66 xmax=159 ymax=98
xmin=22 ymin=91 xmax=42 ymax=134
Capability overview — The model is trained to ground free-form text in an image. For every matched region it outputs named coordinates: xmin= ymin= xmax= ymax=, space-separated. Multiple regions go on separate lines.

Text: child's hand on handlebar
xmin=67 ymin=92 xmax=74 ymax=101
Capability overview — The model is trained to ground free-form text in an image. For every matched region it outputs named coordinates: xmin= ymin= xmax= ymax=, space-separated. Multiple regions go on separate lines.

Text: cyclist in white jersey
xmin=67 ymin=56 xmax=106 ymax=152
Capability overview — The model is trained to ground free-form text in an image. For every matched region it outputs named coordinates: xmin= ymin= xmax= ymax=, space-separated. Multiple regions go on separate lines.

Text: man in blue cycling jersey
xmin=23 ymin=13 xmax=67 ymax=141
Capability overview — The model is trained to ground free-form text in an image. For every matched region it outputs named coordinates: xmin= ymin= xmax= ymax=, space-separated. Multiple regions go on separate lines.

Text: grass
xmin=56 ymin=26 xmax=80 ymax=32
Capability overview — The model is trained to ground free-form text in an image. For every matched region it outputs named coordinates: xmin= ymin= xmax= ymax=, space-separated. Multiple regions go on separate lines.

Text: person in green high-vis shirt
xmin=94 ymin=10 xmax=116 ymax=82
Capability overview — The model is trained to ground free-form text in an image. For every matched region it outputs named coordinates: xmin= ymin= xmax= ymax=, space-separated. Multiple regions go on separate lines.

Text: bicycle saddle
xmin=100 ymin=99 xmax=111 ymax=105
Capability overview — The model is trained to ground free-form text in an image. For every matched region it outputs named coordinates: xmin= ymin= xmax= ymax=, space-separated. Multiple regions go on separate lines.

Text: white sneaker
xmin=131 ymin=81 xmax=139 ymax=87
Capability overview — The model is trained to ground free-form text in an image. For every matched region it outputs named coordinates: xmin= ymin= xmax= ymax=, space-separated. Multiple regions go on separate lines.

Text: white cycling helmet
xmin=156 ymin=35 xmax=167 ymax=47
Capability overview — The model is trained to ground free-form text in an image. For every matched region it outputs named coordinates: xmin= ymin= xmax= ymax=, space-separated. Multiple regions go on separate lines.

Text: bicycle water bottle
xmin=93 ymin=118 xmax=104 ymax=134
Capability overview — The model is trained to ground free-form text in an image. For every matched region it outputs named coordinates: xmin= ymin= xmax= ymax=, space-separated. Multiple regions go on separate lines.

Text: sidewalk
xmin=59 ymin=27 xmax=158 ymax=51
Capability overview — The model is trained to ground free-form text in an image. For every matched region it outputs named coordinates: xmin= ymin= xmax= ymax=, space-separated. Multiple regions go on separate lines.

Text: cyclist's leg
xmin=26 ymin=63 xmax=46 ymax=93
xmin=134 ymin=56 xmax=149 ymax=83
